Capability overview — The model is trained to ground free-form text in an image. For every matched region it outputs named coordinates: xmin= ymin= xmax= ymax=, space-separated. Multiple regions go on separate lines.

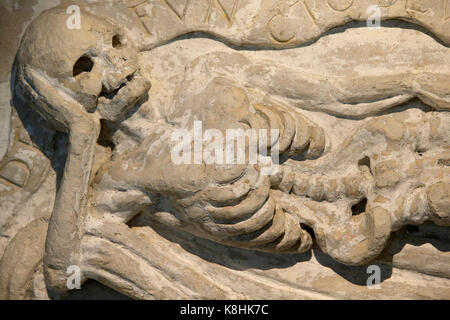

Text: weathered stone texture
xmin=0 ymin=0 xmax=449 ymax=300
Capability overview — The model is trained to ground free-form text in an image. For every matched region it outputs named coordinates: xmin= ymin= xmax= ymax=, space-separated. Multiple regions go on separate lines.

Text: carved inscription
xmin=327 ymin=0 xmax=353 ymax=12
xmin=165 ymin=0 xmax=189 ymax=21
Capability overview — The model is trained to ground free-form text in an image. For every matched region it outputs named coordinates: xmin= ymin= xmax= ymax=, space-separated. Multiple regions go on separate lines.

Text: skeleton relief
xmin=0 ymin=1 xmax=449 ymax=299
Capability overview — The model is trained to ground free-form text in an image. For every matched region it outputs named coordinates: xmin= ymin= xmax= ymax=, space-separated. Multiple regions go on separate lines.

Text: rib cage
xmin=172 ymin=165 xmax=314 ymax=254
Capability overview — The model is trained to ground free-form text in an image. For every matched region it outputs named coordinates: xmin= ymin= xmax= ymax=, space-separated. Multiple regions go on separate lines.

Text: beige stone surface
xmin=0 ymin=0 xmax=449 ymax=300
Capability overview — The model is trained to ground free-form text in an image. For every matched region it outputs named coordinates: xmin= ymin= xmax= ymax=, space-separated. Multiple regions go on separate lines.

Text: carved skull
xmin=16 ymin=7 xmax=151 ymax=126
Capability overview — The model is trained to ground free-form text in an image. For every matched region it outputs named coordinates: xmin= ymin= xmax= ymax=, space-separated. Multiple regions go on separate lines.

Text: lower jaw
xmin=97 ymin=76 xmax=151 ymax=121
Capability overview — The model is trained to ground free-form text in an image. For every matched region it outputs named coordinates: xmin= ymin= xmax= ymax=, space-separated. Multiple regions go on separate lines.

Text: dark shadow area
xmin=312 ymin=244 xmax=393 ymax=286
xmin=65 ymin=280 xmax=133 ymax=300
xmin=351 ymin=198 xmax=367 ymax=216
xmin=141 ymin=220 xmax=312 ymax=272
xmin=323 ymin=19 xmax=448 ymax=48
xmin=383 ymin=222 xmax=450 ymax=254
xmin=358 ymin=156 xmax=372 ymax=174
xmin=96 ymin=95 xmax=149 ymax=150
xmin=73 ymin=56 xmax=94 ymax=78
xmin=374 ymin=223 xmax=450 ymax=279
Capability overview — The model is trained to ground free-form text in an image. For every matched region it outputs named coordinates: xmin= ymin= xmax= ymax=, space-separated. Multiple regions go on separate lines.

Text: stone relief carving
xmin=0 ymin=0 xmax=449 ymax=299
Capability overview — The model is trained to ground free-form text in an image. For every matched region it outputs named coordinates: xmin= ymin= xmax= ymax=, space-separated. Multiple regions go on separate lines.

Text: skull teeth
xmin=99 ymin=82 xmax=127 ymax=100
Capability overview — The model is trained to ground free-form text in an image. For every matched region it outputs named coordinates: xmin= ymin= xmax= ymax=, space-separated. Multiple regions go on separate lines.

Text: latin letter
xmin=66 ymin=5 xmax=81 ymax=30
xmin=203 ymin=129 xmax=224 ymax=165
xmin=171 ymin=129 xmax=192 ymax=164
xmin=367 ymin=265 xmax=381 ymax=289
xmin=66 ymin=265 xmax=81 ymax=290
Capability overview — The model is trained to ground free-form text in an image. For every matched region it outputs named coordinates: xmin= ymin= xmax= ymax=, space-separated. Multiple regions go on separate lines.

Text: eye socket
xmin=73 ymin=56 xmax=94 ymax=77
xmin=112 ymin=34 xmax=122 ymax=48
